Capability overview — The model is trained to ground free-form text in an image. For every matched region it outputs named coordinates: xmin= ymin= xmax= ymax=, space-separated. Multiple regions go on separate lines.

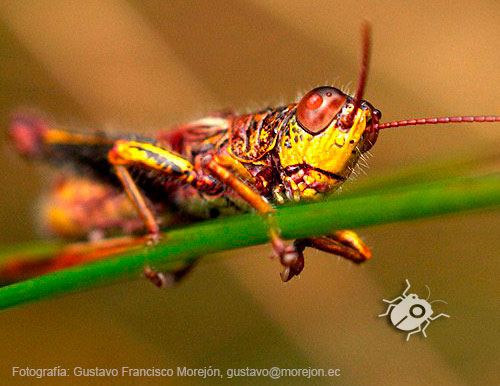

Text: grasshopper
xmin=6 ymin=24 xmax=500 ymax=285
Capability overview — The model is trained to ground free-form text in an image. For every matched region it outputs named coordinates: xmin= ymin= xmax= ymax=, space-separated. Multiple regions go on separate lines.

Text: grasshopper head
xmin=276 ymin=22 xmax=500 ymax=201
xmin=278 ymin=86 xmax=381 ymax=200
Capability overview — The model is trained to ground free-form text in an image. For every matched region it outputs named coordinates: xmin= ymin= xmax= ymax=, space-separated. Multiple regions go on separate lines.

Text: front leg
xmin=203 ymin=155 xmax=371 ymax=281
xmin=202 ymin=154 xmax=299 ymax=270
xmin=296 ymin=230 xmax=372 ymax=263
xmin=286 ymin=230 xmax=371 ymax=282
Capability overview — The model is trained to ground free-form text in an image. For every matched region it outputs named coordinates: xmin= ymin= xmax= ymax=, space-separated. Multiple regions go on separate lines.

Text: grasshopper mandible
xmin=6 ymin=23 xmax=500 ymax=285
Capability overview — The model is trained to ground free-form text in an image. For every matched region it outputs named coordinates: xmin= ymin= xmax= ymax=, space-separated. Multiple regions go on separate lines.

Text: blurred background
xmin=0 ymin=1 xmax=499 ymax=385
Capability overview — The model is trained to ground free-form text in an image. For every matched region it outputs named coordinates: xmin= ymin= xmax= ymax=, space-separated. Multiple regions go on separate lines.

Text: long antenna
xmin=375 ymin=115 xmax=500 ymax=130
xmin=345 ymin=21 xmax=371 ymax=127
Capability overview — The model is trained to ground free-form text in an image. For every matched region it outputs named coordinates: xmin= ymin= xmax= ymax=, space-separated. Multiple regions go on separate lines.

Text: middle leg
xmin=108 ymin=139 xmax=201 ymax=239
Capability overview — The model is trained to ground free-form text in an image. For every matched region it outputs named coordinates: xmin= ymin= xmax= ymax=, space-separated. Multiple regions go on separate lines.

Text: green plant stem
xmin=338 ymin=152 xmax=500 ymax=198
xmin=0 ymin=173 xmax=499 ymax=311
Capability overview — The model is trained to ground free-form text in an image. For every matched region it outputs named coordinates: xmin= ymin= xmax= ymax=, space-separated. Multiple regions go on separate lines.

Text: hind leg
xmin=1 ymin=175 xmax=186 ymax=284
xmin=40 ymin=175 xmax=167 ymax=240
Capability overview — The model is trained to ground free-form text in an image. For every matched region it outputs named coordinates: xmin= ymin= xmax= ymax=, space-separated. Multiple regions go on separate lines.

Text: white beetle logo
xmin=379 ymin=279 xmax=450 ymax=341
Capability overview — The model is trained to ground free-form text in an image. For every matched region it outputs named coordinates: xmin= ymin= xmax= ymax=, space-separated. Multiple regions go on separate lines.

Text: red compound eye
xmin=296 ymin=87 xmax=347 ymax=134
xmin=305 ymin=93 xmax=323 ymax=110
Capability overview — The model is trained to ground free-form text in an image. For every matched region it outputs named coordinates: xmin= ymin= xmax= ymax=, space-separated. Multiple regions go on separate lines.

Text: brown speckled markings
xmin=228 ymin=105 xmax=296 ymax=163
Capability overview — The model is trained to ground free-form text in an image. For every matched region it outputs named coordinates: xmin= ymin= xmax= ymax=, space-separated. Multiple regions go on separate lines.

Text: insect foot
xmin=143 ymin=266 xmax=169 ymax=288
xmin=280 ymin=243 xmax=305 ymax=282
xmin=279 ymin=245 xmax=299 ymax=267
xmin=146 ymin=232 xmax=162 ymax=246
xmin=143 ymin=262 xmax=197 ymax=289
xmin=379 ymin=279 xmax=450 ymax=341
xmin=270 ymin=234 xmax=298 ymax=266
